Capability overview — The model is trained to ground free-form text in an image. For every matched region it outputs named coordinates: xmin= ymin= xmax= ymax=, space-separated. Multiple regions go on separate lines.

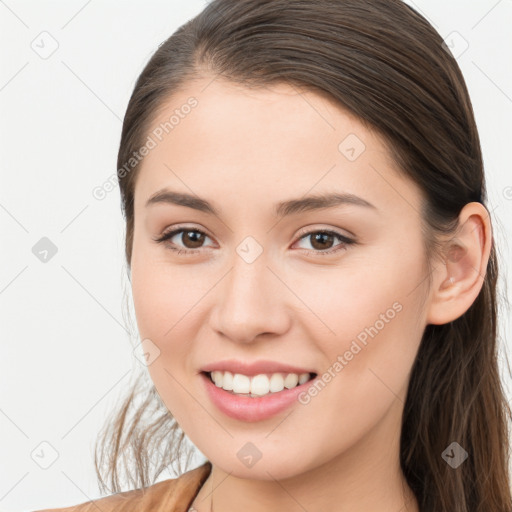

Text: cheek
xmin=130 ymin=240 xmax=190 ymax=338
xmin=130 ymin=258 xmax=198 ymax=424
xmin=131 ymin=265 xmax=198 ymax=373
xmin=294 ymin=242 xmax=426 ymax=406
xmin=291 ymin=240 xmax=424 ymax=348
xmin=288 ymin=309 xmax=423 ymax=466
xmin=130 ymin=243 xmax=206 ymax=389
xmin=131 ymin=265 xmax=167 ymax=339
xmin=306 ymin=300 xmax=423 ymax=458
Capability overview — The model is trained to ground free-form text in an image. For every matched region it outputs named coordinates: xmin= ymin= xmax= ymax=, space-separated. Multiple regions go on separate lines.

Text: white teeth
xmin=232 ymin=373 xmax=251 ymax=394
xmin=250 ymin=374 xmax=270 ymax=396
xmin=269 ymin=373 xmax=284 ymax=392
xmin=208 ymin=371 xmax=313 ymax=397
xmin=222 ymin=371 xmax=234 ymax=390
xmin=211 ymin=370 xmax=223 ymax=387
xmin=298 ymin=373 xmax=310 ymax=385
xmin=284 ymin=373 xmax=299 ymax=389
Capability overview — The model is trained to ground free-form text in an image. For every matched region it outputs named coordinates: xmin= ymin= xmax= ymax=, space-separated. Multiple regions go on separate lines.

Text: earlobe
xmin=426 ymin=202 xmax=492 ymax=326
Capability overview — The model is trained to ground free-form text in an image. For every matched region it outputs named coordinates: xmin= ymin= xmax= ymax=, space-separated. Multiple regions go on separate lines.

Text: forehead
xmin=133 ymin=77 xmax=423 ymax=221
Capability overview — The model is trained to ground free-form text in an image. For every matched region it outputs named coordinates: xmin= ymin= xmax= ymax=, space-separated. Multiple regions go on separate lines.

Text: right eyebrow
xmin=145 ymin=189 xmax=220 ymax=215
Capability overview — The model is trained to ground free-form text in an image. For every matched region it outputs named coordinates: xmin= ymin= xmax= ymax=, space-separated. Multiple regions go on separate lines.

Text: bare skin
xmin=129 ymin=76 xmax=492 ymax=512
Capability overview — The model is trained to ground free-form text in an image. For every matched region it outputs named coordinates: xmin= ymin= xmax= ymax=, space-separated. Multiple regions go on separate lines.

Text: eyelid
xmin=294 ymin=224 xmax=355 ymax=240
xmin=291 ymin=227 xmax=355 ymax=256
xmin=156 ymin=223 xmax=354 ymax=241
xmin=153 ymin=224 xmax=216 ymax=246
xmin=154 ymin=223 xmax=356 ymax=255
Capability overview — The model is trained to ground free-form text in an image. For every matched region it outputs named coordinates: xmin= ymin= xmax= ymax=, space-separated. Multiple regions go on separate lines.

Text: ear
xmin=426 ymin=202 xmax=493 ymax=326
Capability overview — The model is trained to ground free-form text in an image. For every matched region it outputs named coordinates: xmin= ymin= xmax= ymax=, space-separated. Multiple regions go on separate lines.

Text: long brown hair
xmin=94 ymin=1 xmax=512 ymax=510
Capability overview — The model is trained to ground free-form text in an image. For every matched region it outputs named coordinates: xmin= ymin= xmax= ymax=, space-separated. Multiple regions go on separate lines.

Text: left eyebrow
xmin=145 ymin=189 xmax=378 ymax=217
xmin=274 ymin=192 xmax=378 ymax=218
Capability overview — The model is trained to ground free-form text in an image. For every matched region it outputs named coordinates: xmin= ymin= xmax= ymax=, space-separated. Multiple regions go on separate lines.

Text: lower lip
xmin=200 ymin=372 xmax=317 ymax=422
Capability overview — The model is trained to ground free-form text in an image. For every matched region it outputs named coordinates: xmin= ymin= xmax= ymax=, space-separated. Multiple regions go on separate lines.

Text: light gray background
xmin=1 ymin=1 xmax=511 ymax=510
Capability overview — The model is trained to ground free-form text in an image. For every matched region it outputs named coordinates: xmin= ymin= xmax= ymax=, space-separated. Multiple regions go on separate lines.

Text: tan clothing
xmin=34 ymin=461 xmax=212 ymax=512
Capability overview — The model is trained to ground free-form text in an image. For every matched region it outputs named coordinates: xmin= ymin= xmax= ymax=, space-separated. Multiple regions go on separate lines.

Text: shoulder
xmin=32 ymin=461 xmax=212 ymax=512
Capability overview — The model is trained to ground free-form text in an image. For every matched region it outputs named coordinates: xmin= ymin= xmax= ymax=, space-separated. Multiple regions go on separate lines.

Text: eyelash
xmin=153 ymin=225 xmax=356 ymax=257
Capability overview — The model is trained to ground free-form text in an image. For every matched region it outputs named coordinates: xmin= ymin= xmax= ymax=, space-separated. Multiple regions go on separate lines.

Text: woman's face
xmin=130 ymin=77 xmax=432 ymax=480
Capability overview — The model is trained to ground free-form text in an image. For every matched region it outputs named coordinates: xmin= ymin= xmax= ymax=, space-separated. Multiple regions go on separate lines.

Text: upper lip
xmin=201 ymin=359 xmax=316 ymax=377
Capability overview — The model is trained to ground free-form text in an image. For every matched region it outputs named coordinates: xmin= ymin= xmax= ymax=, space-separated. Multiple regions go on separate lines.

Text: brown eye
xmin=294 ymin=229 xmax=355 ymax=256
xmin=309 ymin=232 xmax=336 ymax=250
xmin=154 ymin=227 xmax=213 ymax=254
xmin=178 ymin=230 xmax=206 ymax=249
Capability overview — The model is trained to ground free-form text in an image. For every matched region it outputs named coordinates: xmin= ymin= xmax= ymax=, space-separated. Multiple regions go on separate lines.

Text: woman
xmin=36 ymin=0 xmax=512 ymax=510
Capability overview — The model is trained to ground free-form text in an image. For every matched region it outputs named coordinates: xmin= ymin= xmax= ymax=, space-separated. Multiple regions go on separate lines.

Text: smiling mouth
xmin=202 ymin=370 xmax=317 ymax=398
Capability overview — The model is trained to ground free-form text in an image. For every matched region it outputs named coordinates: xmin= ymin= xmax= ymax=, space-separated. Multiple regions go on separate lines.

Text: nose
xmin=209 ymin=253 xmax=291 ymax=344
